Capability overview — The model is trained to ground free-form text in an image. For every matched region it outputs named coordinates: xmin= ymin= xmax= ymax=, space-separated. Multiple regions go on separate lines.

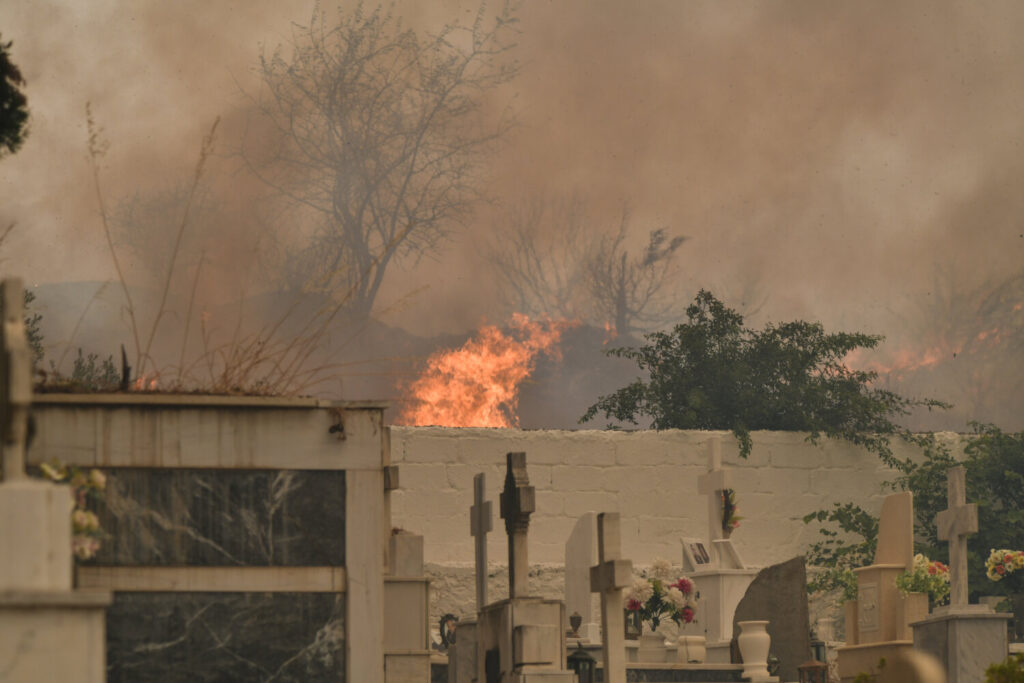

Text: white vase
xmin=638 ymin=631 xmax=668 ymax=662
xmin=676 ymin=635 xmax=706 ymax=663
xmin=737 ymin=620 xmax=771 ymax=679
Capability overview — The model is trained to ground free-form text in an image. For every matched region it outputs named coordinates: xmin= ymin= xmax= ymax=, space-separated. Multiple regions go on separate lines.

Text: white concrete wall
xmin=389 ymin=427 xmax=964 ymax=625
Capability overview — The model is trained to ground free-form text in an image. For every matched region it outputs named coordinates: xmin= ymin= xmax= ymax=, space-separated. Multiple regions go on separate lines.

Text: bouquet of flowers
xmin=624 ymin=558 xmax=698 ymax=630
xmin=986 ymin=549 xmax=1024 ymax=589
xmin=895 ymin=553 xmax=950 ymax=606
xmin=722 ymin=489 xmax=741 ymax=534
xmin=39 ymin=461 xmax=107 ymax=561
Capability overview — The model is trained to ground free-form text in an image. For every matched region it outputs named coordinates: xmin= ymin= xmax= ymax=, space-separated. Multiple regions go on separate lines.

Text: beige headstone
xmin=514 ymin=624 xmax=561 ymax=666
xmin=877 ymin=650 xmax=947 ymax=683
xmin=874 ymin=491 xmax=914 ymax=568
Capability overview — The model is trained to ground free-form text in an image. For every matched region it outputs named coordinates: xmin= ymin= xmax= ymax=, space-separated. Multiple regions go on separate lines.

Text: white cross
xmin=589 ymin=512 xmax=632 ymax=683
xmin=697 ymin=437 xmax=731 ymax=552
xmin=470 ymin=472 xmax=492 ymax=611
xmin=0 ymin=278 xmax=31 ymax=483
xmin=935 ymin=465 xmax=977 ymax=608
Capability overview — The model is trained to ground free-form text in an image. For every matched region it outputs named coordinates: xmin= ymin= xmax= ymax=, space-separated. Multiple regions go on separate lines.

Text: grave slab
xmin=837 ymin=492 xmax=921 ymax=683
xmin=566 ymin=512 xmax=601 ymax=643
xmin=730 ymin=557 xmax=812 ymax=683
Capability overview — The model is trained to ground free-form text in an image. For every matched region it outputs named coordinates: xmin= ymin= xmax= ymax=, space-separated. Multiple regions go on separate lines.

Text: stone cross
xmin=935 ymin=465 xmax=978 ymax=608
xmin=470 ymin=472 xmax=492 ymax=611
xmin=0 ymin=278 xmax=31 ymax=483
xmin=697 ymin=437 xmax=730 ymax=553
xmin=500 ymin=452 xmax=535 ymax=599
xmin=589 ymin=512 xmax=632 ymax=683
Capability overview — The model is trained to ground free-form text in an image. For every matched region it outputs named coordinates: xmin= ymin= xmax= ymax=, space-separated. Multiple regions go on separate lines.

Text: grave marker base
xmin=912 ymin=609 xmax=1010 ymax=683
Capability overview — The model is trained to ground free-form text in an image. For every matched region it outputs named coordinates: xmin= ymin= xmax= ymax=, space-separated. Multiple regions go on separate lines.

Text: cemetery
xmin=7 ymin=0 xmax=1024 ymax=680
xmin=0 ymin=273 xmax=1021 ymax=683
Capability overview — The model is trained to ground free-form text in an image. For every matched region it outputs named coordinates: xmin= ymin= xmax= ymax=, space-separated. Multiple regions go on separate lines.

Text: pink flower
xmin=681 ymin=607 xmax=694 ymax=624
xmin=673 ymin=577 xmax=694 ymax=595
xmin=626 ymin=599 xmax=642 ymax=611
xmin=997 ymin=565 xmax=1006 ymax=575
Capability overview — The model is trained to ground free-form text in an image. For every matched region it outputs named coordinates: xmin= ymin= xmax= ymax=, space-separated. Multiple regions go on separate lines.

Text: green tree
xmin=0 ymin=35 xmax=29 ymax=157
xmin=581 ymin=290 xmax=946 ymax=461
xmin=804 ymin=425 xmax=1024 ymax=605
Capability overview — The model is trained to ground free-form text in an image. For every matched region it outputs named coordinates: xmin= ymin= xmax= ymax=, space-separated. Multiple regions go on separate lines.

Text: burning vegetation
xmin=398 ymin=314 xmax=571 ymax=428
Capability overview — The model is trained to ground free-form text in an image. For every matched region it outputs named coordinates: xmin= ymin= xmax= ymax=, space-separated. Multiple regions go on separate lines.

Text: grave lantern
xmin=566 ymin=643 xmax=596 ymax=683
xmin=624 ymin=609 xmax=642 ymax=639
xmin=810 ymin=636 xmax=826 ymax=664
xmin=797 ymin=659 xmax=828 ymax=683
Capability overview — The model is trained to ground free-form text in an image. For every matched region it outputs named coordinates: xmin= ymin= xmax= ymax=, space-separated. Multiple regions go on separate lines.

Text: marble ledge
xmin=0 ymin=588 xmax=112 ymax=608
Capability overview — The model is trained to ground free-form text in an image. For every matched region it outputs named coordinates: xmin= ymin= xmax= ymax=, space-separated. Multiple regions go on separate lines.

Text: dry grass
xmin=68 ymin=104 xmax=407 ymax=397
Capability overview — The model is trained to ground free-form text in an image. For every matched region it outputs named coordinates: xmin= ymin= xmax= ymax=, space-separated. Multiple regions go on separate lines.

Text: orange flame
xmin=133 ymin=373 xmax=159 ymax=391
xmin=845 ymin=344 xmax=953 ymax=382
xmin=398 ymin=314 xmax=570 ymax=428
xmin=602 ymin=320 xmax=617 ymax=345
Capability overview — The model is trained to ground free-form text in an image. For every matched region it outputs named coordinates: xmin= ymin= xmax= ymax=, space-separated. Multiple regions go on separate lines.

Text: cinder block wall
xmin=388 ymin=427 xmax=963 ymax=625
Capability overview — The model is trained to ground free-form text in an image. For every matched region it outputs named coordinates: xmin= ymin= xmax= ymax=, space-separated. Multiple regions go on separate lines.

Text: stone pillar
xmin=0 ymin=277 xmax=111 ymax=682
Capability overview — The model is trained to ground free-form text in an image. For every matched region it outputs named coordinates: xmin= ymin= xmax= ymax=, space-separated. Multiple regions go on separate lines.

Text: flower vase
xmin=903 ymin=591 xmax=929 ymax=630
xmin=1011 ymin=593 xmax=1024 ymax=642
xmin=737 ymin=620 xmax=772 ymax=679
xmin=638 ymin=631 xmax=668 ymax=663
xmin=676 ymin=635 xmax=706 ymax=663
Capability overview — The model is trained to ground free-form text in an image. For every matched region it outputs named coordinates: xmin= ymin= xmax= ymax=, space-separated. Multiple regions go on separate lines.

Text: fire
xmin=602 ymin=320 xmax=617 ymax=345
xmin=133 ymin=373 xmax=159 ymax=391
xmin=845 ymin=344 xmax=960 ymax=382
xmin=398 ymin=314 xmax=570 ymax=428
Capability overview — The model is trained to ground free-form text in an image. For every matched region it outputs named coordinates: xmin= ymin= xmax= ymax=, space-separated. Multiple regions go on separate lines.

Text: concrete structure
xmin=389 ymin=426 xmax=964 ymax=624
xmin=837 ymin=492 xmax=929 ymax=683
xmin=30 ymin=393 xmax=406 ymax=683
xmin=476 ymin=453 xmax=574 ymax=683
xmin=912 ymin=466 xmax=1010 ymax=683
xmin=0 ymin=277 xmax=111 ymax=683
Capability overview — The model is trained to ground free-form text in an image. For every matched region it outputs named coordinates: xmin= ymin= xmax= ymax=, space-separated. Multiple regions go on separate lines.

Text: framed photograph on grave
xmin=681 ymin=537 xmax=711 ymax=572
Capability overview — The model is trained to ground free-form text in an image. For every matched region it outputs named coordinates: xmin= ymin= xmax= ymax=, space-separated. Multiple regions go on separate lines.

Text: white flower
xmin=72 ymin=509 xmax=90 ymax=532
xmin=627 ymin=578 xmax=654 ymax=604
xmin=88 ymin=469 xmax=106 ymax=491
xmin=665 ymin=587 xmax=687 ymax=611
xmin=72 ymin=535 xmax=99 ymax=560
xmin=650 ymin=558 xmax=673 ymax=580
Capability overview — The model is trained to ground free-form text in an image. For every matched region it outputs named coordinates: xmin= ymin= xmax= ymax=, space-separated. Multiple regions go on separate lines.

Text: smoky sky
xmin=2 ymin=0 xmax=1024 ymax=342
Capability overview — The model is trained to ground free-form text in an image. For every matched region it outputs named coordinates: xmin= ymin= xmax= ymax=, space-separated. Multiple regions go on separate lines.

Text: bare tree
xmin=488 ymin=197 xmax=687 ymax=335
xmin=110 ymin=184 xmax=216 ymax=282
xmin=248 ymin=2 xmax=518 ymax=319
xmin=588 ymin=209 xmax=687 ymax=337
xmin=488 ymin=195 xmax=593 ymax=320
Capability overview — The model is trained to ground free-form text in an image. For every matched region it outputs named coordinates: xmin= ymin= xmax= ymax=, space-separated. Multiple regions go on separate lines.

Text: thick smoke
xmin=2 ymin=1 xmax=1023 ymax=428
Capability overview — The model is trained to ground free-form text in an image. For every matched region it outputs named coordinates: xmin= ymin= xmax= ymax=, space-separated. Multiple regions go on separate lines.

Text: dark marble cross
xmin=0 ymin=278 xmax=31 ymax=483
xmin=936 ymin=465 xmax=978 ymax=608
xmin=500 ymin=452 xmax=535 ymax=599
xmin=470 ymin=472 xmax=492 ymax=611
